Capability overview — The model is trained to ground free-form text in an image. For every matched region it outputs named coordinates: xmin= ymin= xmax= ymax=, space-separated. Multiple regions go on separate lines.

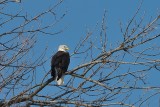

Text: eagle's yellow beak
xmin=65 ymin=47 xmax=69 ymax=50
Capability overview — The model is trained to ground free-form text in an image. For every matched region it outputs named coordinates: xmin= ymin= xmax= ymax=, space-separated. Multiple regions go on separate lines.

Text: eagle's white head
xmin=58 ymin=45 xmax=69 ymax=52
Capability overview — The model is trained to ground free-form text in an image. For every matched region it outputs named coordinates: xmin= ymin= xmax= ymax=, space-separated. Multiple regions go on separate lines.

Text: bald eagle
xmin=51 ymin=45 xmax=70 ymax=85
xmin=14 ymin=0 xmax=21 ymax=2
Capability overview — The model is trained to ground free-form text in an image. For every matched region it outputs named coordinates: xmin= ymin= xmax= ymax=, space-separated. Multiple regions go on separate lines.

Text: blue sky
xmin=1 ymin=0 xmax=160 ymax=106
xmin=11 ymin=0 xmax=158 ymax=50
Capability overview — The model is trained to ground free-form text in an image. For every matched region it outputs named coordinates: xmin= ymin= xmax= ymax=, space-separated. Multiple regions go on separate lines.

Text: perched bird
xmin=50 ymin=45 xmax=70 ymax=85
xmin=14 ymin=0 xmax=21 ymax=3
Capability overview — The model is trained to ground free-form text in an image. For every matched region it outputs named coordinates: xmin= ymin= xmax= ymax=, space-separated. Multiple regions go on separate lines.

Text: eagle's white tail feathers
xmin=54 ymin=68 xmax=64 ymax=85
xmin=56 ymin=76 xmax=64 ymax=85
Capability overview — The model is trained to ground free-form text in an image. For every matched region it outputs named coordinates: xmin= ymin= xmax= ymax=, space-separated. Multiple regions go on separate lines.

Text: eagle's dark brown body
xmin=51 ymin=51 xmax=70 ymax=82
